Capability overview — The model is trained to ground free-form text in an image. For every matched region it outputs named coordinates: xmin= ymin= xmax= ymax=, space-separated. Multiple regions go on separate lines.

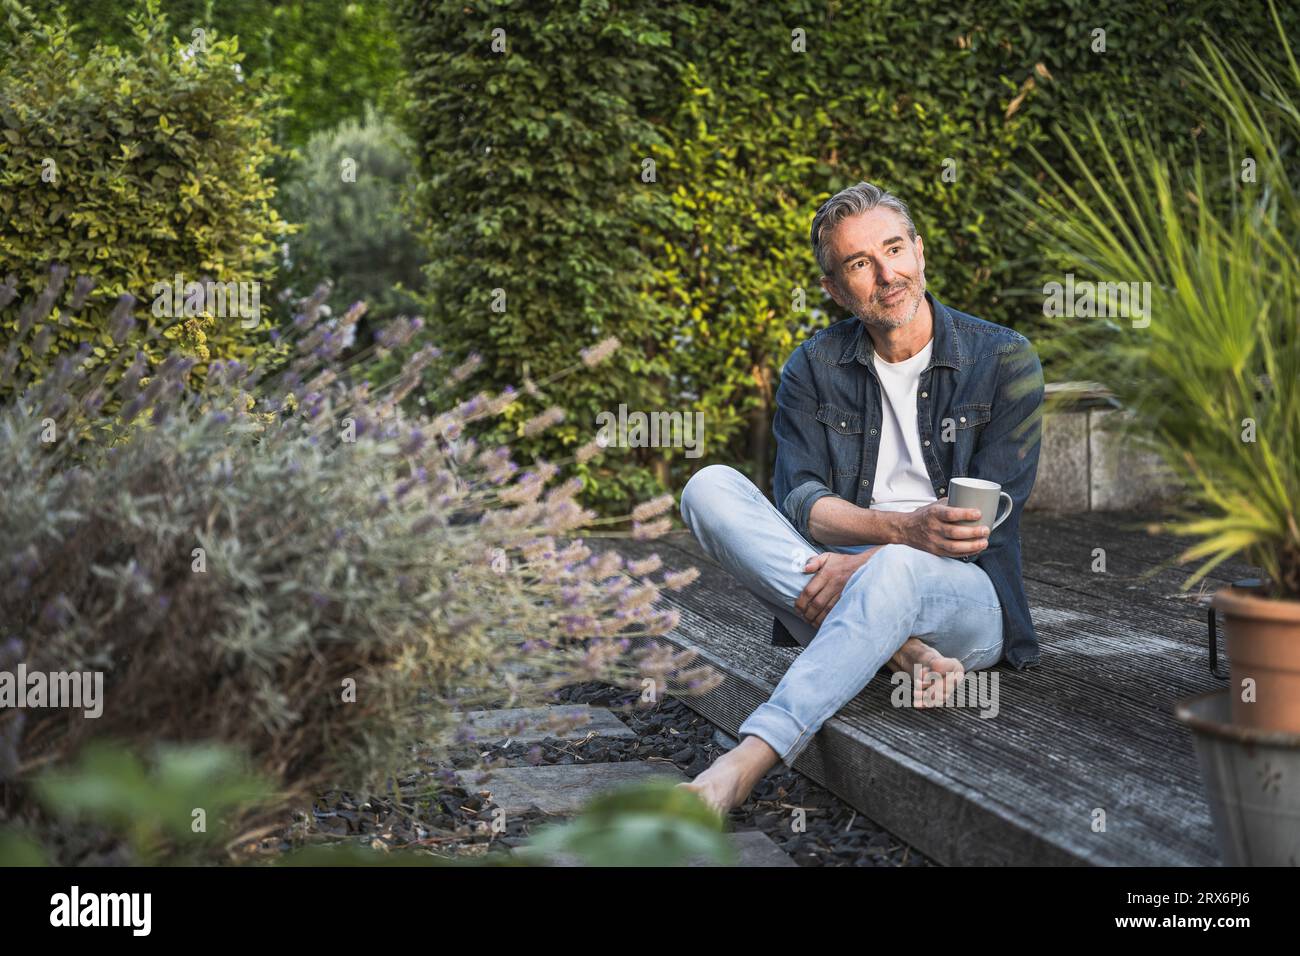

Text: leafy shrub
xmin=0 ymin=0 xmax=288 ymax=396
xmin=395 ymin=0 xmax=1300 ymax=506
xmin=1010 ymin=4 xmax=1300 ymax=598
xmin=277 ymin=105 xmax=426 ymax=340
xmin=17 ymin=0 xmax=405 ymax=152
xmin=0 ymin=269 xmax=716 ymax=864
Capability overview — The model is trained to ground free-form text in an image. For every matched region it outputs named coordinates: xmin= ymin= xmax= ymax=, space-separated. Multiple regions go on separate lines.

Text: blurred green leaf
xmin=35 ymin=741 xmax=273 ymax=862
xmin=0 ymin=829 xmax=47 ymax=866
xmin=520 ymin=778 xmax=735 ymax=867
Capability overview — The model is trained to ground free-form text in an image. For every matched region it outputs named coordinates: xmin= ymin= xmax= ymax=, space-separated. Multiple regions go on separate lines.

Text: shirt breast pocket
xmin=816 ymin=403 xmax=863 ymax=477
xmin=950 ymin=402 xmax=991 ymax=467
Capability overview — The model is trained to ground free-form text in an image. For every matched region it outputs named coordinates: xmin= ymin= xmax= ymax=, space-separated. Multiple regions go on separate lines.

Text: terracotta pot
xmin=1212 ymin=585 xmax=1300 ymax=734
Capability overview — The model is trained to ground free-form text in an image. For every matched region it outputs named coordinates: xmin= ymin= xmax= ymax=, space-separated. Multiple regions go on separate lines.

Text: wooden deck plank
xmin=661 ymin=520 xmax=1235 ymax=703
xmin=599 ymin=510 xmax=1252 ymax=866
xmin=641 ymin=544 xmax=1215 ymax=865
xmin=1021 ymin=510 xmax=1260 ymax=588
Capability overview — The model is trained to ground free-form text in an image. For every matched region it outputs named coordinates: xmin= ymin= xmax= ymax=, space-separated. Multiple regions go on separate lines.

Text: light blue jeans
xmin=679 ymin=464 xmax=1004 ymax=766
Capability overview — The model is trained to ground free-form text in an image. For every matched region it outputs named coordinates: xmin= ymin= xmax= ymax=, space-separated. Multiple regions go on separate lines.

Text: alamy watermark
xmin=151 ymin=273 xmax=261 ymax=329
xmin=595 ymin=404 xmax=705 ymax=458
xmin=890 ymin=666 xmax=999 ymax=718
xmin=0 ymin=663 xmax=103 ymax=718
xmin=1042 ymin=273 xmax=1150 ymax=328
xmin=50 ymin=886 xmax=150 ymax=935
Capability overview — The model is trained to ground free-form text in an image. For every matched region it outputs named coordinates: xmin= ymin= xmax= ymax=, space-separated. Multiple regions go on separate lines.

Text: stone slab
xmin=723 ymin=829 xmax=799 ymax=867
xmin=455 ymin=761 xmax=687 ymax=815
xmin=1088 ymin=408 xmax=1183 ymax=510
xmin=1044 ymin=380 xmax=1119 ymax=408
xmin=517 ymin=829 xmax=797 ymax=867
xmin=446 ymin=705 xmax=636 ymax=746
xmin=1027 ymin=409 xmax=1090 ymax=512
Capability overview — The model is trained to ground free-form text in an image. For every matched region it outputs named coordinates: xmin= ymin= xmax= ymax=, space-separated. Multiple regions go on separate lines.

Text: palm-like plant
xmin=1008 ymin=0 xmax=1300 ymax=599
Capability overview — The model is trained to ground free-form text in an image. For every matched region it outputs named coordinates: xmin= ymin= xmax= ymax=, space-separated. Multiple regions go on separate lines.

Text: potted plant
xmin=1007 ymin=2 xmax=1300 ymax=864
xmin=1010 ymin=2 xmax=1300 ymax=735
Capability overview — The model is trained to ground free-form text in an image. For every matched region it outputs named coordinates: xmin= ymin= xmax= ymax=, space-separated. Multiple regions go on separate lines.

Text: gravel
xmin=271 ymin=680 xmax=934 ymax=867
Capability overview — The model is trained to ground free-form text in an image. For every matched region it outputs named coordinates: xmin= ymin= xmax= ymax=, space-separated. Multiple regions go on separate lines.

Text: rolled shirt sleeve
xmin=771 ymin=345 xmax=839 ymax=541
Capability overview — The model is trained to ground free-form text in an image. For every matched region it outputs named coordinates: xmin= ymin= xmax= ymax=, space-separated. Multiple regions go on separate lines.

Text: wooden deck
xmin=607 ymin=509 xmax=1260 ymax=866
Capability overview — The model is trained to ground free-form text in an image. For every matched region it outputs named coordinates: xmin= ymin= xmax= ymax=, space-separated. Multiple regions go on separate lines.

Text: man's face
xmin=819 ymin=208 xmax=927 ymax=331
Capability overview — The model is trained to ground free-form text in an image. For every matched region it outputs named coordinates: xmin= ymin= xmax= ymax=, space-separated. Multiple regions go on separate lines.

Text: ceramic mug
xmin=948 ymin=476 xmax=1013 ymax=530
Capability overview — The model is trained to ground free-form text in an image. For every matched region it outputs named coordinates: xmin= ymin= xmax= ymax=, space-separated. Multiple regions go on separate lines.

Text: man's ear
xmin=914 ymin=235 xmax=925 ymax=272
xmin=819 ymin=274 xmax=844 ymax=309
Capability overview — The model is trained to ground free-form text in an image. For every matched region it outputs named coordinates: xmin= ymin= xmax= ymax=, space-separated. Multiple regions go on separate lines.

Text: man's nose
xmin=876 ymin=260 xmax=898 ymax=285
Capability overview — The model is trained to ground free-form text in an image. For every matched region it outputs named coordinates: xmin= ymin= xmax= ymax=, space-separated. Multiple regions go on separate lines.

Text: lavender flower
xmin=0 ymin=270 xmax=719 ymax=856
xmin=579 ymin=336 xmax=620 ymax=367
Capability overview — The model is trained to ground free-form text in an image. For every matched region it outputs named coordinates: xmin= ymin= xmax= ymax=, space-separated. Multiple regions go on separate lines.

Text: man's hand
xmin=794 ymin=547 xmax=884 ymax=627
xmin=898 ymin=497 xmax=989 ymax=558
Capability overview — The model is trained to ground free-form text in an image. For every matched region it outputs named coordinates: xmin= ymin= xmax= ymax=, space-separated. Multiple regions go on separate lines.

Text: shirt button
xmin=923 ymin=439 xmax=930 ymax=446
xmin=870 ymin=428 xmax=877 ymax=435
xmin=840 ymin=421 xmax=846 ymax=428
xmin=921 ymin=391 xmax=928 ymax=398
xmin=959 ymin=416 xmax=966 ymax=423
xmin=939 ymin=486 xmax=946 ymax=495
xmin=862 ymin=479 xmax=869 ymax=487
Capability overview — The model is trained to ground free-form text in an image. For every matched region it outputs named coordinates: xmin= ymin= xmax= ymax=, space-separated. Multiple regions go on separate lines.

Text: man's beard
xmin=849 ymin=273 xmax=927 ymax=330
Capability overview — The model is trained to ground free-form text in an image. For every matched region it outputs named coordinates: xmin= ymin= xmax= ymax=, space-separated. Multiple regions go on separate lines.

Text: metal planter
xmin=1175 ymin=689 xmax=1300 ymax=866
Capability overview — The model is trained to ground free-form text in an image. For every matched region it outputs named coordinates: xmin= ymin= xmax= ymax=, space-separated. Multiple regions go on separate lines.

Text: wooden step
xmin=598 ymin=512 xmax=1257 ymax=866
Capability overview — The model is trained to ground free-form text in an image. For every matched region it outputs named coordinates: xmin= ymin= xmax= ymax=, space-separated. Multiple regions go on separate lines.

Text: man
xmin=677 ymin=181 xmax=1044 ymax=816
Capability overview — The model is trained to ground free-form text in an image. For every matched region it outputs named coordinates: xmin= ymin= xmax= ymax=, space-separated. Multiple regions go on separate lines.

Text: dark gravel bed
xmin=457 ymin=681 xmax=935 ymax=867
xmin=273 ymin=680 xmax=935 ymax=867
xmin=268 ymin=767 xmax=553 ymax=863
xmin=283 ymin=784 xmax=552 ymax=862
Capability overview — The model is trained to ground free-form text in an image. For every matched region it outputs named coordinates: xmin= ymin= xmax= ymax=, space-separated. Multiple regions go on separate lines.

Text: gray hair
xmin=809 ymin=181 xmax=917 ymax=276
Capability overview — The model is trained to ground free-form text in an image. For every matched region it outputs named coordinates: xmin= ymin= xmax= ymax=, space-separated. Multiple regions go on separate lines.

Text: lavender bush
xmin=0 ymin=267 xmax=717 ymax=857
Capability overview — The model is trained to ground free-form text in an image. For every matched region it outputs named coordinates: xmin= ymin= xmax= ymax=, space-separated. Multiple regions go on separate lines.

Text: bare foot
xmin=887 ymin=637 xmax=965 ymax=707
xmin=677 ymin=735 xmax=779 ymax=816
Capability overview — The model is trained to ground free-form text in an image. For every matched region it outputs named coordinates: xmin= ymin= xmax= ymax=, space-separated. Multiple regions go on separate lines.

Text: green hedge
xmin=395 ymin=0 xmax=1300 ymax=511
xmin=17 ymin=0 xmax=405 ymax=152
xmin=0 ymin=0 xmax=288 ymax=388
xmin=397 ymin=0 xmax=694 ymax=512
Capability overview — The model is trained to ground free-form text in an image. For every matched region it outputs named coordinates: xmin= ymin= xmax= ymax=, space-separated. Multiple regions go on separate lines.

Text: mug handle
xmin=990 ymin=491 xmax=1014 ymax=530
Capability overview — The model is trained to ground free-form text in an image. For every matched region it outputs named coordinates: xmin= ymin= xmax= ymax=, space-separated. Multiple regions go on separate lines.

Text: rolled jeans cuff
xmin=737 ymin=699 xmax=816 ymax=767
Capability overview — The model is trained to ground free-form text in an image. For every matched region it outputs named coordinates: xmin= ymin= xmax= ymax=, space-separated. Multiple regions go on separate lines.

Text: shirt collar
xmin=838 ymin=290 xmax=962 ymax=372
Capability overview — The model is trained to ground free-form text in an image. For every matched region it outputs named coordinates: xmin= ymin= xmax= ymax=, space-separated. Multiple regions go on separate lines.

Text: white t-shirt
xmin=869 ymin=338 xmax=939 ymax=513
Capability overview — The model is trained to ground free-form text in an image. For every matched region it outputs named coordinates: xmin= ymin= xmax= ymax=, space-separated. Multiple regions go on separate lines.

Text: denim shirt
xmin=771 ymin=291 xmax=1045 ymax=670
